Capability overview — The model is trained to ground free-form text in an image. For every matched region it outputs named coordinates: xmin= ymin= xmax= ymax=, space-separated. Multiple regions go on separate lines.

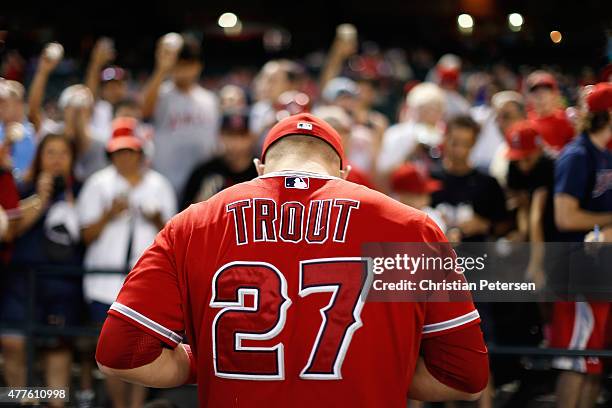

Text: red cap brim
xmin=505 ymin=148 xmax=535 ymax=161
xmin=107 ymin=137 xmax=143 ymax=153
xmin=423 ymin=179 xmax=442 ymax=193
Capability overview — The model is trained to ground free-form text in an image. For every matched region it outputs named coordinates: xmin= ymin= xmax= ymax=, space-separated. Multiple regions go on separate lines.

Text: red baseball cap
xmin=526 ymin=71 xmax=558 ymax=92
xmin=390 ymin=163 xmax=441 ymax=194
xmin=584 ymin=82 xmax=612 ymax=113
xmin=505 ymin=120 xmax=543 ymax=160
xmin=437 ymin=66 xmax=460 ymax=85
xmin=106 ymin=117 xmax=143 ymax=153
xmin=261 ymin=113 xmax=345 ymax=168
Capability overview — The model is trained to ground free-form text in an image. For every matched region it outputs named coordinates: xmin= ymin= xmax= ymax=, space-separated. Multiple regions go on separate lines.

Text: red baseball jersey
xmin=109 ymin=171 xmax=480 ymax=408
xmin=528 ymin=109 xmax=575 ymax=152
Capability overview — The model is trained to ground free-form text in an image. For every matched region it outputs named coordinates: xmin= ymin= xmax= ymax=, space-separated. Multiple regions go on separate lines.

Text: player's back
xmin=176 ymin=171 xmax=470 ymax=408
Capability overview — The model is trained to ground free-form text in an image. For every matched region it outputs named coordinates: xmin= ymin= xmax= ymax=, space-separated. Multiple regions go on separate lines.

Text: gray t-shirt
xmin=152 ymin=81 xmax=220 ymax=193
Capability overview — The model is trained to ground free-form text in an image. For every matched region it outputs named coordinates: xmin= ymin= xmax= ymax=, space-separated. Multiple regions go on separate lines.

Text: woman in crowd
xmin=0 ymin=133 xmax=82 ymax=408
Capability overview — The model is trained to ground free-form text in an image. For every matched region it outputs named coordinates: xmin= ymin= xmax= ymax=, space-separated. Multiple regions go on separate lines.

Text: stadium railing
xmin=1 ymin=264 xmax=612 ymax=385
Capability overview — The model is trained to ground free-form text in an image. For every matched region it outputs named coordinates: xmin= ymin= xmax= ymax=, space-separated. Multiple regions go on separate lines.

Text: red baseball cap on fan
xmin=437 ymin=66 xmax=460 ymax=85
xmin=584 ymin=82 xmax=612 ymax=113
xmin=106 ymin=117 xmax=143 ymax=153
xmin=505 ymin=120 xmax=542 ymax=160
xmin=261 ymin=113 xmax=345 ymax=168
xmin=526 ymin=71 xmax=558 ymax=92
xmin=390 ymin=163 xmax=441 ymax=194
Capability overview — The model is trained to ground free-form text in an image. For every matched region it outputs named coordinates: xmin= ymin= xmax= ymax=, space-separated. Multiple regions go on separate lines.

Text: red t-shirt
xmin=529 ymin=109 xmax=575 ymax=152
xmin=0 ymin=171 xmax=20 ymax=263
xmin=109 ymin=171 xmax=479 ymax=408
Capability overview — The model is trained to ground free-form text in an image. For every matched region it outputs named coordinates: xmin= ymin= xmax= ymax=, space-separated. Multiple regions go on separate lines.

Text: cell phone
xmin=52 ymin=175 xmax=66 ymax=199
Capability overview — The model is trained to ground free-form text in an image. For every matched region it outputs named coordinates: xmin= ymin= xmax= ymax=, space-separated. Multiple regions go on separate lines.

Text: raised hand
xmin=90 ymin=37 xmax=116 ymax=67
xmin=38 ymin=42 xmax=63 ymax=74
xmin=155 ymin=35 xmax=181 ymax=74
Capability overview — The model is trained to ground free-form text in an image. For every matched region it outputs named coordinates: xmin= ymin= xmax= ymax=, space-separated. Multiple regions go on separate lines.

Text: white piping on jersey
xmin=422 ymin=309 xmax=480 ymax=335
xmin=258 ymin=170 xmax=340 ymax=180
xmin=552 ymin=302 xmax=594 ymax=373
xmin=569 ymin=302 xmax=594 ymax=350
xmin=110 ymin=302 xmax=183 ymax=345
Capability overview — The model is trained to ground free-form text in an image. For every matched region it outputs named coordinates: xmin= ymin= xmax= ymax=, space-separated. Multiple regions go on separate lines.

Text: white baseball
xmin=44 ymin=42 xmax=64 ymax=61
xmin=162 ymin=33 xmax=184 ymax=50
xmin=336 ymin=24 xmax=357 ymax=40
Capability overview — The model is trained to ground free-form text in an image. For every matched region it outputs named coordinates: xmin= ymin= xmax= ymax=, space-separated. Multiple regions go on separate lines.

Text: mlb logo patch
xmin=297 ymin=122 xmax=313 ymax=130
xmin=285 ymin=177 xmax=310 ymax=189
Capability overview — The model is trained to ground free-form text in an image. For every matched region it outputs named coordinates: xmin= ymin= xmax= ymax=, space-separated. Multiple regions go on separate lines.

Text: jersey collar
xmin=258 ymin=170 xmax=340 ymax=180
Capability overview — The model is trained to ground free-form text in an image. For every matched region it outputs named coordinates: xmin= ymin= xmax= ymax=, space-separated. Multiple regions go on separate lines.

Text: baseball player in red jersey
xmin=96 ymin=113 xmax=488 ymax=407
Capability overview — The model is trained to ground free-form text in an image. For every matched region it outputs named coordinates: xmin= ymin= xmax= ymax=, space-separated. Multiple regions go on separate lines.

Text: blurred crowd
xmin=0 ymin=25 xmax=611 ymax=408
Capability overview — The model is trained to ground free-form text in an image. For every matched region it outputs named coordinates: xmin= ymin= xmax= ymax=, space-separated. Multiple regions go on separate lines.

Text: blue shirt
xmin=554 ymin=133 xmax=612 ymax=241
xmin=0 ymin=121 xmax=37 ymax=181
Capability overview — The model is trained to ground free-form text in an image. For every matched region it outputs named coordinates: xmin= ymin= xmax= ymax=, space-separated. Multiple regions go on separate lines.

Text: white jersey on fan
xmin=77 ymin=165 xmax=177 ymax=305
xmin=152 ymin=81 xmax=220 ymax=193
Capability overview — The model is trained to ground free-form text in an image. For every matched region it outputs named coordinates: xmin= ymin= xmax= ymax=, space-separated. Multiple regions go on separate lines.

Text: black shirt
xmin=507 ymin=156 xmax=557 ymax=241
xmin=507 ymin=156 xmax=555 ymax=194
xmin=181 ymin=157 xmax=258 ymax=210
xmin=431 ymin=168 xmax=508 ymax=242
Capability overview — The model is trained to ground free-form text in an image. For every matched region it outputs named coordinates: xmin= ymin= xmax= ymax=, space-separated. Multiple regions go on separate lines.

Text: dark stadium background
xmin=1 ymin=0 xmax=611 ymax=74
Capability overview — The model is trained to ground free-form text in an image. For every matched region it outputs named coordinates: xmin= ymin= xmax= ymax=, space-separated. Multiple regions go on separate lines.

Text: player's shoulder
xmin=213 ymin=177 xmax=266 ymax=201
xmin=167 ymin=179 xmax=259 ymax=235
xmin=347 ymin=181 xmax=445 ymax=240
xmin=172 ymin=175 xmax=440 ymax=241
xmin=331 ymin=178 xmax=428 ymax=224
xmin=167 ymin=199 xmax=212 ymax=235
xmin=180 ymin=178 xmax=263 ymax=216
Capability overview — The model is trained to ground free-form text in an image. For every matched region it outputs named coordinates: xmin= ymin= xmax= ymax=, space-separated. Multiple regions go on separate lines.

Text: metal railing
xmin=2 ymin=264 xmax=612 ymax=385
xmin=0 ymin=265 xmax=128 ymax=385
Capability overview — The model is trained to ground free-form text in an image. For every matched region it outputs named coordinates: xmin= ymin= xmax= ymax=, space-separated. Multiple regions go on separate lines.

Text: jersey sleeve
xmin=420 ymin=215 xmax=481 ymax=338
xmin=108 ymin=217 xmax=185 ymax=348
xmin=554 ymin=149 xmax=588 ymax=200
xmin=421 ymin=323 xmax=489 ymax=393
